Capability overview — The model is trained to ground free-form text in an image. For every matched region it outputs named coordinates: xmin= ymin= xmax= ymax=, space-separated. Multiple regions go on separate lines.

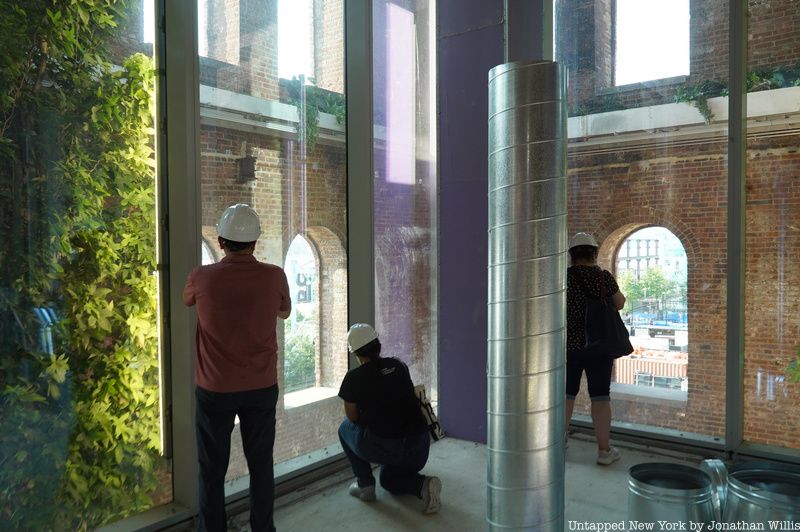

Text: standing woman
xmin=564 ymin=232 xmax=626 ymax=465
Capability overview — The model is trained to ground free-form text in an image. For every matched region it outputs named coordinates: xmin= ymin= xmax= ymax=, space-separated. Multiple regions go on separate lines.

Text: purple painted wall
xmin=437 ymin=0 xmax=504 ymax=443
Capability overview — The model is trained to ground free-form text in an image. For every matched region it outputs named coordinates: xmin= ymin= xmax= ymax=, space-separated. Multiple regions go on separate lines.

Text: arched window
xmin=283 ymin=235 xmax=319 ymax=393
xmin=201 ymin=240 xmax=217 ymax=265
xmin=615 ymin=227 xmax=688 ymax=392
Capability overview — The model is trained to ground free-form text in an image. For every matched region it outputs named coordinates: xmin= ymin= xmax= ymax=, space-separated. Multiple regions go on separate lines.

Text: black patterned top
xmin=566 ymin=265 xmax=621 ymax=352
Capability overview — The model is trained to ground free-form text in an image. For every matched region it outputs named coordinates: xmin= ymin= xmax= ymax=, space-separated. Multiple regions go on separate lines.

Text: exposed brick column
xmin=555 ymin=0 xmax=613 ymax=105
xmin=313 ymin=0 xmax=345 ymax=93
xmin=239 ymin=0 xmax=280 ymax=99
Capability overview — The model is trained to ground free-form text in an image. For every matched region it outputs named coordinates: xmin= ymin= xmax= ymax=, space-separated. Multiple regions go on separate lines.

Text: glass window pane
xmin=556 ymin=0 xmax=728 ymax=442
xmin=0 ymin=1 xmax=168 ymax=527
xmin=744 ymin=0 xmax=800 ymax=452
xmin=372 ymin=0 xmax=438 ymax=400
xmin=196 ymin=0 xmax=348 ymax=486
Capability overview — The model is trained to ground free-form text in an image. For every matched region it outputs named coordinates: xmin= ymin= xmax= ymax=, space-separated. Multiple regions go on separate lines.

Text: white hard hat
xmin=217 ymin=204 xmax=262 ymax=242
xmin=569 ymin=232 xmax=598 ymax=249
xmin=347 ymin=323 xmax=379 ymax=353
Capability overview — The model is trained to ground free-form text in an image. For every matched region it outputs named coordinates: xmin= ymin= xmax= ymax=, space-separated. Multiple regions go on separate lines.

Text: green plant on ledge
xmin=788 ymin=346 xmax=800 ymax=384
xmin=568 ymin=94 xmax=627 ymax=117
xmin=675 ymin=62 xmax=800 ymax=123
xmin=286 ymin=76 xmax=346 ymax=150
xmin=674 ymin=79 xmax=728 ymax=123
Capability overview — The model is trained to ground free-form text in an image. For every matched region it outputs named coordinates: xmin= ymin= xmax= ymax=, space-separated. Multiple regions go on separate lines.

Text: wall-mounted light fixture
xmin=237 ymin=155 xmax=257 ymax=182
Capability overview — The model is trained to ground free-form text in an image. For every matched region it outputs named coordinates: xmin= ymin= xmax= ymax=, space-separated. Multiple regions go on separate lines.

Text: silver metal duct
xmin=487 ymin=60 xmax=567 ymax=531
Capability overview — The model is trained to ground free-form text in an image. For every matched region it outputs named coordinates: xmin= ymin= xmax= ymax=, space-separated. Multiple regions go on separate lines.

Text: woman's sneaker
xmin=348 ymin=481 xmax=376 ymax=502
xmin=597 ymin=447 xmax=621 ymax=465
xmin=421 ymin=476 xmax=442 ymax=514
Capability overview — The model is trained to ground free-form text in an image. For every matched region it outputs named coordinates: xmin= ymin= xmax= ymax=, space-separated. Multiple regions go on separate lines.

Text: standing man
xmin=338 ymin=323 xmax=442 ymax=514
xmin=184 ymin=203 xmax=291 ymax=532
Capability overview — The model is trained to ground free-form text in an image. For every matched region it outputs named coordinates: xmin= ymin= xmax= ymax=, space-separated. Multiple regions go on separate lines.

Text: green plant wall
xmin=0 ymin=2 xmax=161 ymax=529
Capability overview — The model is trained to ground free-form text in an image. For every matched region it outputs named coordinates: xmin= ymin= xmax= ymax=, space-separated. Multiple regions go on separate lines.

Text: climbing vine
xmin=286 ymin=76 xmax=346 ymax=150
xmin=675 ymin=63 xmax=800 ymax=123
xmin=568 ymin=63 xmax=800 ymax=121
xmin=674 ymin=79 xmax=728 ymax=123
xmin=788 ymin=346 xmax=800 ymax=384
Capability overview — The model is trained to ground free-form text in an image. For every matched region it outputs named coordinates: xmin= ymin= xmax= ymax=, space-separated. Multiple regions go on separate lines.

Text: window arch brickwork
xmin=304 ymin=226 xmax=348 ymax=388
xmin=568 ymin=142 xmax=727 ymax=438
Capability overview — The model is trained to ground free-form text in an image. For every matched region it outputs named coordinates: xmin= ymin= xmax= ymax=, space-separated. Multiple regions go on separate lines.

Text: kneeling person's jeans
xmin=338 ymin=418 xmax=430 ymax=497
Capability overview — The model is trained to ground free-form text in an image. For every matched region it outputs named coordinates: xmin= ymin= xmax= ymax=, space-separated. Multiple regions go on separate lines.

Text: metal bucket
xmin=699 ymin=458 xmax=729 ymax=520
xmin=628 ymin=463 xmax=716 ymax=526
xmin=724 ymin=461 xmax=800 ymax=524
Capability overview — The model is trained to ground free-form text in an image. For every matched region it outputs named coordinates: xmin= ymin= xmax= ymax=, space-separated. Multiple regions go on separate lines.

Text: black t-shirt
xmin=567 ymin=265 xmax=621 ymax=352
xmin=338 ymin=357 xmax=427 ymax=438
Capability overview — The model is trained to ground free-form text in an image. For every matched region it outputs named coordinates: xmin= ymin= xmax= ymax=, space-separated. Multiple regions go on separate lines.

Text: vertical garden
xmin=0 ymin=1 xmax=162 ymax=528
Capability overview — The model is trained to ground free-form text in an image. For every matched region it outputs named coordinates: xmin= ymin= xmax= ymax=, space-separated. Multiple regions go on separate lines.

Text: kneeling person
xmin=337 ymin=324 xmax=442 ymax=514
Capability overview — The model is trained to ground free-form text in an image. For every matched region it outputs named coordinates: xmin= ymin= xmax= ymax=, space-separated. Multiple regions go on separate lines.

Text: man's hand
xmin=344 ymin=401 xmax=359 ymax=422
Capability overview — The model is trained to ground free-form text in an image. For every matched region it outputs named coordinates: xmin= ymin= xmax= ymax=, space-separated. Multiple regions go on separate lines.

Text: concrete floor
xmin=230 ymin=434 xmax=706 ymax=531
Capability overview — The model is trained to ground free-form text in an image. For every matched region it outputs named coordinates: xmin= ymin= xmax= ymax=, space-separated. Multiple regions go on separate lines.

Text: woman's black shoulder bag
xmin=580 ymin=270 xmax=633 ymax=359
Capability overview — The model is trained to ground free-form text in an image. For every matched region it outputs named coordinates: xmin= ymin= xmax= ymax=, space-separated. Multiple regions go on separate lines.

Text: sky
xmin=615 ymin=0 xmax=690 ymax=86
xmin=143 ymin=0 xmax=314 ymax=81
xmin=144 ymin=0 xmax=687 ymax=87
xmin=277 ymin=0 xmax=314 ymax=80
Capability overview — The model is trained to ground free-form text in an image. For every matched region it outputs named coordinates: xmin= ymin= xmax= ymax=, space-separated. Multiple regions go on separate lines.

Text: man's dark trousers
xmin=196 ymin=385 xmax=279 ymax=532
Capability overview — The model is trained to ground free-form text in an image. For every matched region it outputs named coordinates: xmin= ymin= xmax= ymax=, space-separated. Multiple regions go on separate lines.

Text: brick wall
xmin=594 ymin=0 xmax=613 ymax=89
xmin=695 ymin=0 xmax=800 ymax=82
xmin=306 ymin=226 xmax=348 ymax=389
xmin=203 ymin=0 xmax=241 ymax=65
xmin=313 ymin=0 xmax=345 ymax=93
xmin=567 ymin=140 xmax=727 ymax=437
xmin=741 ymin=135 xmax=800 ymax=447
xmin=567 ymin=134 xmax=800 ymax=447
xmin=197 ymin=0 xmax=344 ymax=98
xmin=559 ymin=0 xmax=800 ymax=113
xmin=193 ymin=0 xmax=439 ymax=483
xmin=199 ymin=0 xmax=280 ymax=99
xmin=227 ymin=396 xmax=343 ymax=479
xmin=556 ymin=0 xmax=604 ymax=106
xmin=199 ymin=122 xmax=352 ymax=475
xmin=559 ymin=0 xmax=800 ymax=449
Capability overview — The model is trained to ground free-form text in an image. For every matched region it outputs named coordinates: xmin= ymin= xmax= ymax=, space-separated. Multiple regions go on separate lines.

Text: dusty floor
xmin=229 ymin=434 xmax=705 ymax=531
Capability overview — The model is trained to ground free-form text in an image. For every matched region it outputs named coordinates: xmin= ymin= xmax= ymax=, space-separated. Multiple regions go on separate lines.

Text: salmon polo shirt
xmin=183 ymin=254 xmax=291 ymax=393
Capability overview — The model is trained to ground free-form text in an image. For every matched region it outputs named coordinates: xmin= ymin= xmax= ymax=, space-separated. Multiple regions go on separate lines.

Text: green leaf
xmin=47 ymin=382 xmax=61 ymax=399
xmin=77 ymin=6 xmax=90 ymax=26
